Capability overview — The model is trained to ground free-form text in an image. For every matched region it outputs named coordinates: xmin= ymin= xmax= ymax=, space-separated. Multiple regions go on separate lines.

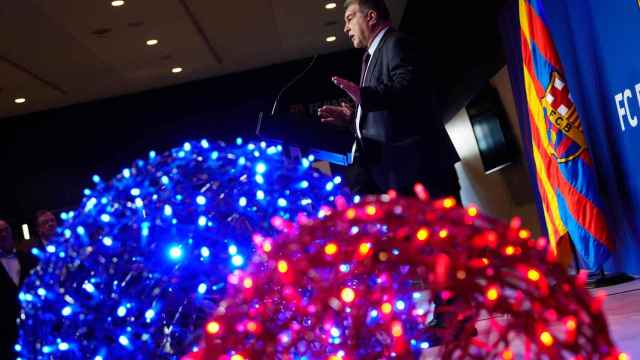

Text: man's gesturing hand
xmin=332 ymin=76 xmax=361 ymax=105
xmin=318 ymin=102 xmax=354 ymax=125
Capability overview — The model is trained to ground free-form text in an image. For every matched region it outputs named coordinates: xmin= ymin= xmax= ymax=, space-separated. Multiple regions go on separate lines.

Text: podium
xmin=256 ymin=111 xmax=354 ymax=166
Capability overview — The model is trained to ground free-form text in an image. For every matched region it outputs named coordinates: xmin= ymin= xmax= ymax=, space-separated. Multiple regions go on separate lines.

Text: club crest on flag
xmin=541 ymin=72 xmax=586 ymax=163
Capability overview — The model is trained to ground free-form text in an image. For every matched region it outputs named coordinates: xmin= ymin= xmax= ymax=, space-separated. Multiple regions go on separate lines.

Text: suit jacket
xmin=0 ymin=251 xmax=37 ymax=359
xmin=356 ymin=28 xmax=460 ymax=194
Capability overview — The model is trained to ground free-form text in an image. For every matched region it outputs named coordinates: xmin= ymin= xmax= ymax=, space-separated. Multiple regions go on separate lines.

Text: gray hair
xmin=343 ymin=0 xmax=391 ymax=22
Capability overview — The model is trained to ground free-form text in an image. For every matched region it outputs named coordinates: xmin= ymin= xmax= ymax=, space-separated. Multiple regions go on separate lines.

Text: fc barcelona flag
xmin=518 ymin=0 xmax=612 ymax=269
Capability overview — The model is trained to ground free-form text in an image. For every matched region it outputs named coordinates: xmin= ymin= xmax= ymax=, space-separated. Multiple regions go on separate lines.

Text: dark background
xmin=0 ymin=0 xmax=507 ymax=225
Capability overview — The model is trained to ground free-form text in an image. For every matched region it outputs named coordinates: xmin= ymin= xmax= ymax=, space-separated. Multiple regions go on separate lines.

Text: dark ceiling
xmin=0 ymin=0 xmax=509 ymax=227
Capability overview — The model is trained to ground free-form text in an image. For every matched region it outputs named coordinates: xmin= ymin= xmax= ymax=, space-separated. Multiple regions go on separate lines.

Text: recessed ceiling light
xmin=325 ymin=2 xmax=337 ymax=10
xmin=171 ymin=67 xmax=183 ymax=74
xmin=111 ymin=1 xmax=125 ymax=7
xmin=326 ymin=36 xmax=337 ymax=43
xmin=146 ymin=39 xmax=159 ymax=46
xmin=14 ymin=98 xmax=26 ymax=104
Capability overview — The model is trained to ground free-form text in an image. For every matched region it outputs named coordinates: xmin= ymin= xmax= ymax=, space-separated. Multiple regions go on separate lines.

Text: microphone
xmin=270 ymin=54 xmax=319 ymax=116
xmin=257 ymin=53 xmax=352 ymax=166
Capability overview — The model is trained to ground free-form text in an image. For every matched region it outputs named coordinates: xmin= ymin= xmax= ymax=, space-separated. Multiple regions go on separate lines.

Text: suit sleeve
xmin=359 ymin=35 xmax=421 ymax=112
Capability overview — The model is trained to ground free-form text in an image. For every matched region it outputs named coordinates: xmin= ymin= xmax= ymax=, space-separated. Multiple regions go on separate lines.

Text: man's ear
xmin=367 ymin=10 xmax=378 ymax=26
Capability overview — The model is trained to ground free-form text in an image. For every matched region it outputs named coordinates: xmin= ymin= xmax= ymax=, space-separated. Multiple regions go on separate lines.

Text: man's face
xmin=37 ymin=212 xmax=57 ymax=241
xmin=344 ymin=4 xmax=374 ymax=49
xmin=0 ymin=220 xmax=14 ymax=252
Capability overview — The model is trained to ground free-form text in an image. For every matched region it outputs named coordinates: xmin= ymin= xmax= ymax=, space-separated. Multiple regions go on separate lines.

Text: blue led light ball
xmin=18 ymin=139 xmax=349 ymax=359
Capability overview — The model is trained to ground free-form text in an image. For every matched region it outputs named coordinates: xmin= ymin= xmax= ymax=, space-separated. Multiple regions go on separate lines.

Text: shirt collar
xmin=368 ymin=26 xmax=390 ymax=56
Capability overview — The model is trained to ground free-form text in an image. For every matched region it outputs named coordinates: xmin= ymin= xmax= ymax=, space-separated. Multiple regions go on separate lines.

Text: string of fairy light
xmin=17 ymin=138 xmax=350 ymax=359
xmin=186 ymin=187 xmax=628 ymax=360
xmin=14 ymin=134 xmax=629 ymax=359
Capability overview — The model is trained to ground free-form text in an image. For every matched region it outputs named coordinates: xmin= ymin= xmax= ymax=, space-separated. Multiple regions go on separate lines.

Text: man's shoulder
xmin=382 ymin=29 xmax=419 ymax=47
xmin=380 ymin=29 xmax=420 ymax=55
xmin=382 ymin=28 xmax=413 ymax=42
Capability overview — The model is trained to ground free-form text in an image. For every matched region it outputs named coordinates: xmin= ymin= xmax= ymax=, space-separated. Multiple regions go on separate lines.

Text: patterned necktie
xmin=360 ymin=52 xmax=371 ymax=86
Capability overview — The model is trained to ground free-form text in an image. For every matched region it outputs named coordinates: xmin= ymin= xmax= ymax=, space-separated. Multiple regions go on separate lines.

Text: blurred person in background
xmin=35 ymin=210 xmax=58 ymax=247
xmin=0 ymin=219 xmax=37 ymax=359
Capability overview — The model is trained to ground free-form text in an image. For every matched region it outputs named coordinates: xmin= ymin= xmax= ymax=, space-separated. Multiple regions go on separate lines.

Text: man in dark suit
xmin=1 ymin=219 xmax=37 ymax=360
xmin=318 ymin=0 xmax=460 ymax=199
xmin=319 ymin=0 xmax=473 ymax=346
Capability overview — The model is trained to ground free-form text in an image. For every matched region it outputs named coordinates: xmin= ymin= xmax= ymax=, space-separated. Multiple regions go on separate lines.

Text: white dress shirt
xmin=1 ymin=253 xmax=21 ymax=286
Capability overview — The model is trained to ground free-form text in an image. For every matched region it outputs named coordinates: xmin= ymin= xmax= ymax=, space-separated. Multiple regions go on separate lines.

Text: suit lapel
xmin=363 ymin=28 xmax=393 ymax=87
xmin=0 ymin=260 xmax=18 ymax=289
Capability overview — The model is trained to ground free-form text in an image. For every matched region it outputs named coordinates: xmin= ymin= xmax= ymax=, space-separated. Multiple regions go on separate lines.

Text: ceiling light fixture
xmin=325 ymin=2 xmax=337 ymax=10
xmin=171 ymin=67 xmax=183 ymax=74
xmin=14 ymin=98 xmax=26 ymax=104
xmin=111 ymin=1 xmax=125 ymax=7
xmin=146 ymin=39 xmax=159 ymax=46
xmin=326 ymin=36 xmax=337 ymax=43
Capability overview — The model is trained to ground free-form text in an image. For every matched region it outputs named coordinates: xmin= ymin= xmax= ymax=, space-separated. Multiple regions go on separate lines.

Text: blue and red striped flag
xmin=519 ymin=0 xmax=612 ymax=269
